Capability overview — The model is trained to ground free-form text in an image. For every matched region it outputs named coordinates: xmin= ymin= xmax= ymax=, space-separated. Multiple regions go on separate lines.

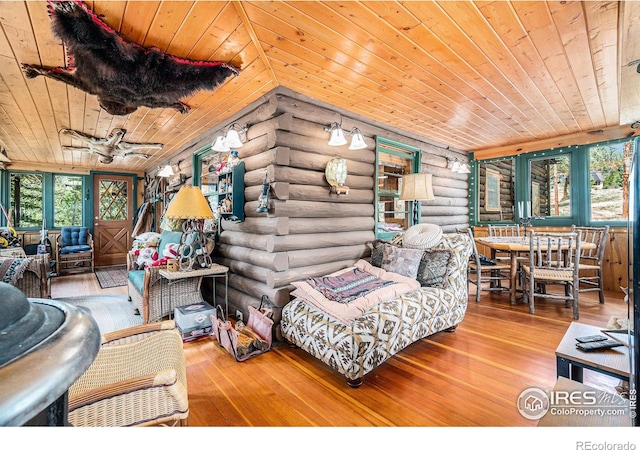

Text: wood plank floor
xmin=50 ymin=273 xmax=631 ymax=429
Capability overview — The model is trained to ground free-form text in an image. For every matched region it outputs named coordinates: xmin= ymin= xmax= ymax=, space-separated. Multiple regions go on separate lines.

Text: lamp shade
xmin=164 ymin=186 xmax=214 ymax=220
xmin=212 ymin=136 xmax=230 ymax=152
xmin=348 ymin=129 xmax=367 ymax=150
xmin=399 ymin=173 xmax=434 ymax=201
xmin=327 ymin=123 xmax=347 ymax=146
xmin=225 ymin=129 xmax=244 ymax=148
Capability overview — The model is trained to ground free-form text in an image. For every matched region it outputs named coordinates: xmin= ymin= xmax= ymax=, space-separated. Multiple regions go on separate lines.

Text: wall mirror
xmin=477 ymin=158 xmax=515 ymax=222
xmin=528 ymin=155 xmax=571 ymax=218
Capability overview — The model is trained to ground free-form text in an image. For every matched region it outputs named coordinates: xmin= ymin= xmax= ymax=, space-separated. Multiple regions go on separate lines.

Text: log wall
xmin=147 ymin=87 xmax=469 ymax=329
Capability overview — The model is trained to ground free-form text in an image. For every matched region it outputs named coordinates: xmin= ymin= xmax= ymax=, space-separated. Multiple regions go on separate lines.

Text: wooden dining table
xmin=474 ymin=236 xmax=596 ymax=305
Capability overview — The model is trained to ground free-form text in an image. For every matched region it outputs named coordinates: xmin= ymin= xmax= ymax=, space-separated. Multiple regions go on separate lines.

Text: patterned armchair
xmin=56 ymin=226 xmax=94 ymax=275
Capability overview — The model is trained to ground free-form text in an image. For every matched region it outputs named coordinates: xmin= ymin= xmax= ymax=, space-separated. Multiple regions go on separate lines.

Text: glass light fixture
xmin=348 ymin=128 xmax=367 ymax=150
xmin=212 ymin=135 xmax=230 ymax=152
xmin=325 ymin=122 xmax=348 ymax=146
xmin=457 ymin=163 xmax=471 ymax=174
xmin=450 ymin=160 xmax=462 ymax=172
xmin=158 ymin=164 xmax=174 ymax=177
xmin=225 ymin=124 xmax=247 ymax=148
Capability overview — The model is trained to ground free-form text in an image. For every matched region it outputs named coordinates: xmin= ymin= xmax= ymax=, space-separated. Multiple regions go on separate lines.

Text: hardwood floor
xmin=50 ymin=273 xmax=630 ymax=428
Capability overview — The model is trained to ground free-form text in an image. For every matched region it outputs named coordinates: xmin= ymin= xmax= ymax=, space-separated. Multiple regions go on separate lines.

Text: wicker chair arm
xmin=68 ymin=369 xmax=178 ymax=411
xmin=102 ymin=320 xmax=176 ymax=344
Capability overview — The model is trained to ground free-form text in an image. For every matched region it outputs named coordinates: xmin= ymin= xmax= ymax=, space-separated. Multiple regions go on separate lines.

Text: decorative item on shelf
xmin=211 ymin=123 xmax=248 ymax=152
xmin=446 ymin=157 xmax=471 ymax=174
xmin=399 ymin=172 xmax=435 ymax=224
xmin=226 ymin=150 xmax=240 ymax=171
xmin=325 ymin=157 xmax=350 ymax=195
xmin=164 ymin=186 xmax=214 ymax=271
xmin=256 ymin=175 xmax=271 ymax=213
xmin=323 ymin=123 xmax=368 ymax=150
xmin=218 ymin=195 xmax=233 ymax=214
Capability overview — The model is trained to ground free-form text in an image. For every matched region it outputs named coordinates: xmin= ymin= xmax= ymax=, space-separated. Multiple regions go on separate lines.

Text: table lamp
xmin=399 ymin=173 xmax=434 ymax=224
xmin=164 ymin=185 xmax=214 ymax=271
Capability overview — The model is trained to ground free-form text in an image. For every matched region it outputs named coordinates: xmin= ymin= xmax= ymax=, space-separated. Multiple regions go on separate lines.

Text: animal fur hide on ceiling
xmin=22 ymin=1 xmax=239 ymax=116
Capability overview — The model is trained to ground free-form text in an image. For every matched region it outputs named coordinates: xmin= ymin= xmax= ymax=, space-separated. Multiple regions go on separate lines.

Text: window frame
xmin=1 ymin=170 xmax=90 ymax=230
xmin=375 ymin=136 xmax=421 ymax=240
xmin=471 ymin=135 xmax=632 ymax=228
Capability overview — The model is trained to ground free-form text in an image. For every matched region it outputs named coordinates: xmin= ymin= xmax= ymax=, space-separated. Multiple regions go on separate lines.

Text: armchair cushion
xmin=128 ymin=269 xmax=145 ymax=293
xmin=157 ymin=231 xmax=182 ymax=256
xmin=60 ymin=244 xmax=91 ymax=254
xmin=60 ymin=226 xmax=90 ymax=248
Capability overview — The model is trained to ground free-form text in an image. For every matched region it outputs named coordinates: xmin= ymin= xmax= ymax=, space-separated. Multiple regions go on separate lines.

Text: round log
xmin=288 ymin=184 xmax=374 ymax=203
xmin=268 ymin=200 xmax=374 ymax=218
xmin=271 ymin=165 xmax=374 ymax=189
xmin=243 ymin=147 xmax=290 ymax=172
xmin=226 ymin=273 xmax=294 ymax=307
xmin=220 ymin=216 xmax=289 ymax=235
xmin=217 ymin=243 xmax=288 ymax=271
xmin=287 ymin=244 xmax=369 ymax=268
xmin=288 ymin=217 xmax=374 ymax=234
xmin=219 ymin=230 xmax=270 ymax=251
xmin=276 ymin=127 xmax=375 ymax=164
xmin=267 ymin=230 xmax=375 ymax=252
xmin=288 ymin=150 xmax=374 ymax=176
xmin=266 ymin=259 xmax=359 ymax=288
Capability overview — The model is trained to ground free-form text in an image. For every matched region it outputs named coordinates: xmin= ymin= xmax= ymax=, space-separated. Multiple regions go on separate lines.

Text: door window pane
xmin=589 ymin=139 xmax=632 ymax=221
xmin=529 ymin=155 xmax=571 ymax=217
xmin=54 ymin=175 xmax=83 ymax=226
xmin=99 ymin=179 xmax=128 ymax=220
xmin=10 ymin=173 xmax=43 ymax=227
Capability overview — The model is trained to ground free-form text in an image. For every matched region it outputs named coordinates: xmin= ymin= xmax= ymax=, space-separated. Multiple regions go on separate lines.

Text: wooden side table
xmin=555 ymin=322 xmax=630 ymax=383
xmin=159 ymin=263 xmax=229 ymax=319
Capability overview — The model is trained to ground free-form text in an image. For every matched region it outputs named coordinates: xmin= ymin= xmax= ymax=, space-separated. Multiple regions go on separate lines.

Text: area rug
xmin=95 ymin=265 xmax=128 ymax=289
xmin=56 ymin=294 xmax=142 ymax=334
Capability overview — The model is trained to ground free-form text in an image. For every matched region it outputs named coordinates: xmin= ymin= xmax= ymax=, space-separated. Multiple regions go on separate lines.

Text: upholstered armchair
xmin=127 ymin=230 xmax=204 ymax=323
xmin=56 ymin=226 xmax=94 ymax=275
xmin=67 ymin=320 xmax=189 ymax=427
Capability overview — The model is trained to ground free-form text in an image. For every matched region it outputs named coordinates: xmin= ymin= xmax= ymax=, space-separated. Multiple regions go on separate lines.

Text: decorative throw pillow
xmin=381 ymin=244 xmax=423 ymax=279
xmin=416 ymin=249 xmax=455 ymax=288
xmin=369 ymin=239 xmax=390 ymax=268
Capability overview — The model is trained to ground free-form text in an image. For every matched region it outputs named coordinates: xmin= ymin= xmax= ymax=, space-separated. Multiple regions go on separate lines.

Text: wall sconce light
xmin=158 ymin=163 xmax=174 ymax=177
xmin=212 ymin=123 xmax=248 ymax=152
xmin=323 ymin=123 xmax=368 ymax=150
xmin=446 ymin=157 xmax=471 ymax=174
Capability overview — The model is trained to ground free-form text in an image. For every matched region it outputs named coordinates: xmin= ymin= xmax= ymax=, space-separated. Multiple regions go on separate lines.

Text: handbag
xmin=211 ymin=298 xmax=274 ymax=362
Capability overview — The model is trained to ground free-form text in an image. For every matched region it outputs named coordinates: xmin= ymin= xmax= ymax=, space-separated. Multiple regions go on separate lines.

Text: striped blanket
xmin=307 ymin=267 xmax=394 ymax=303
xmin=0 ymin=257 xmax=31 ymax=285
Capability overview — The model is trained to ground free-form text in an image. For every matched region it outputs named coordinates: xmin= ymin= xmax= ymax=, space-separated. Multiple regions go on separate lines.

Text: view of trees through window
xmin=10 ymin=173 xmax=42 ymax=227
xmin=9 ymin=172 xmax=83 ymax=228
xmin=54 ymin=175 xmax=83 ymax=226
xmin=589 ymin=139 xmax=632 ymax=222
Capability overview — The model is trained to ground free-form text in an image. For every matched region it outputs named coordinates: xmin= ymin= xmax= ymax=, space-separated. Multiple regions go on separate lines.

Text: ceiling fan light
xmin=348 ymin=128 xmax=367 ymax=150
xmin=212 ymin=135 xmax=230 ymax=152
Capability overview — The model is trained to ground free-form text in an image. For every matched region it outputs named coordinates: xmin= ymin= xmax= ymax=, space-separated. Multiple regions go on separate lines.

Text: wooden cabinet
xmin=200 ymin=158 xmax=245 ymax=223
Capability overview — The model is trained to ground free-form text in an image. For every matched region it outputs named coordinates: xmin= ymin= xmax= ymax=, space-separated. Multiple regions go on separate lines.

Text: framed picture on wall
xmin=485 ymin=169 xmax=501 ymax=212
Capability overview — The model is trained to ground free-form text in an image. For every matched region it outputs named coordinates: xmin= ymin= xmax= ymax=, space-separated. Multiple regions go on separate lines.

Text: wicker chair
xmin=3 ymin=256 xmax=49 ymax=298
xmin=68 ymin=320 xmax=189 ymax=427
xmin=521 ymin=231 xmax=581 ymax=319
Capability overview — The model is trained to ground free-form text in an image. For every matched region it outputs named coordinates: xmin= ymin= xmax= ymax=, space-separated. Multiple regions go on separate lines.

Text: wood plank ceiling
xmin=0 ymin=1 xmax=638 ymax=174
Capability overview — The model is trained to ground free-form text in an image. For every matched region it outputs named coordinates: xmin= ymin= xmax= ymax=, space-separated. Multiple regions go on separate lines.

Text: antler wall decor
xmin=60 ymin=128 xmax=162 ymax=164
xmin=22 ymin=1 xmax=239 ymax=116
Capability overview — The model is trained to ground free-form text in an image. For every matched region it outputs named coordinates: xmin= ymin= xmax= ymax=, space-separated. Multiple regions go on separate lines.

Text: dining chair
xmin=571 ymin=225 xmax=610 ymax=304
xmin=487 ymin=224 xmax=524 ymax=263
xmin=467 ymin=228 xmax=511 ymax=302
xmin=521 ymin=230 xmax=582 ymax=319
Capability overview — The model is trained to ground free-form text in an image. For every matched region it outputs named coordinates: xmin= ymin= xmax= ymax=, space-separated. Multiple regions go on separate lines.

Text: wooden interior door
xmin=93 ymin=174 xmax=133 ymax=267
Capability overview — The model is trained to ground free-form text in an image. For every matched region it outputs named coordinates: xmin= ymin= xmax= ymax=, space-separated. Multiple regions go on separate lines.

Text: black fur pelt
xmin=22 ymin=1 xmax=239 ymax=116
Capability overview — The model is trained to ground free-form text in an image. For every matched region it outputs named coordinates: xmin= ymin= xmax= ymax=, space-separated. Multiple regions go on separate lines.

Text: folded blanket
xmin=0 ymin=257 xmax=31 ymax=285
xmin=292 ymin=259 xmax=421 ymax=325
xmin=307 ymin=267 xmax=395 ymax=304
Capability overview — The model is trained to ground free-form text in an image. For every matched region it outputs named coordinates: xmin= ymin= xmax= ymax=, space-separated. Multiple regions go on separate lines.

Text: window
xmin=6 ymin=171 xmax=86 ymax=229
xmin=10 ymin=173 xmax=43 ymax=227
xmin=588 ymin=139 xmax=633 ymax=222
xmin=472 ymin=136 xmax=632 ymax=227
xmin=528 ymin=155 xmax=571 ymax=218
xmin=375 ymin=137 xmax=419 ymax=239
xmin=54 ymin=175 xmax=84 ymax=226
